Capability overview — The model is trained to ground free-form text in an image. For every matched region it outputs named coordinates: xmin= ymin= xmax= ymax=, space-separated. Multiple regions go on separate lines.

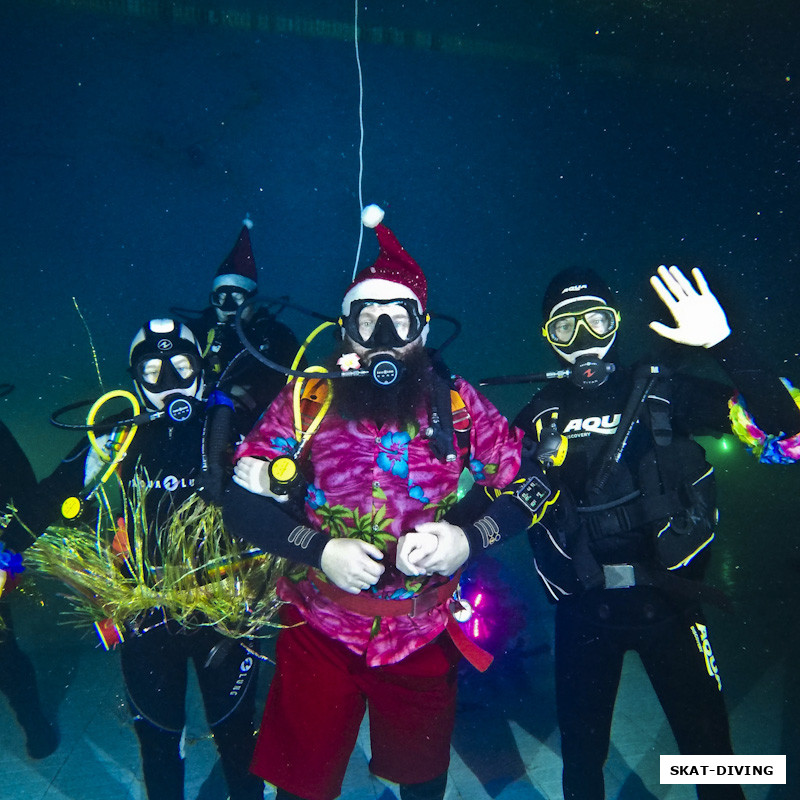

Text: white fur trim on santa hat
xmin=212 ymin=273 xmax=257 ymax=293
xmin=341 ymin=278 xmax=420 ymax=317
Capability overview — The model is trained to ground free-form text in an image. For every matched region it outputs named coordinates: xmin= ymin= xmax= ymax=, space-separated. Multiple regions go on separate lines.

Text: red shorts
xmin=251 ymin=607 xmax=460 ymax=800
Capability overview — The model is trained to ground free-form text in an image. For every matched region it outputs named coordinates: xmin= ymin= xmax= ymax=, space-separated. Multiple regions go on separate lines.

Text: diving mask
xmin=210 ymin=287 xmax=253 ymax=322
xmin=543 ymin=305 xmax=620 ymax=348
xmin=131 ymin=353 xmax=204 ymax=414
xmin=340 ymin=298 xmax=429 ymax=350
xmin=133 ymin=353 xmax=202 ymax=393
xmin=129 ymin=319 xmax=206 ymax=411
xmin=542 ymin=301 xmax=620 ymax=365
xmin=211 ymin=287 xmax=250 ymax=310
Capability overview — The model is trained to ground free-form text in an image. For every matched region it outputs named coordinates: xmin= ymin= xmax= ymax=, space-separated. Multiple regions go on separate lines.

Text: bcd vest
xmin=531 ymin=373 xmax=720 ymax=604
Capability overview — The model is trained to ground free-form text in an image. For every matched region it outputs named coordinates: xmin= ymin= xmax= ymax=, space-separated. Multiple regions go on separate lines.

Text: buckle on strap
xmin=602 ymin=563 xmax=636 ymax=589
xmin=410 ymin=587 xmax=442 ymax=617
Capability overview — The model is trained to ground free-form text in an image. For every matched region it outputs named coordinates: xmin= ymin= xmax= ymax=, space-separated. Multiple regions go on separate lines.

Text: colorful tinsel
xmin=728 ymin=378 xmax=800 ymax=464
xmin=26 ymin=472 xmax=289 ymax=641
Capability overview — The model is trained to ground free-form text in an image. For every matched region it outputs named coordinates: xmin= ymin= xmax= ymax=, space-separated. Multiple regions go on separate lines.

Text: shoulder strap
xmin=450 ymin=388 xmax=471 ymax=451
xmin=427 ymin=372 xmax=458 ymax=462
xmin=587 ymin=365 xmax=663 ymax=496
xmin=425 ymin=354 xmax=471 ymax=463
xmin=646 ymin=377 xmax=673 ymax=447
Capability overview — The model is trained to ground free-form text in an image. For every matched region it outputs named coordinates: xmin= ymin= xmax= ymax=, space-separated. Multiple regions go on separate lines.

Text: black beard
xmin=329 ymin=343 xmax=432 ymax=428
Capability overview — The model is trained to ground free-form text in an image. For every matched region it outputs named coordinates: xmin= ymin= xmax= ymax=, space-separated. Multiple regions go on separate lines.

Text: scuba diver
xmin=0 ymin=410 xmax=60 ymax=759
xmin=222 ymin=205 xmax=555 ymax=800
xmin=2 ymin=321 xmax=271 ymax=800
xmin=180 ymin=216 xmax=300 ymax=430
xmin=501 ymin=265 xmax=800 ymax=800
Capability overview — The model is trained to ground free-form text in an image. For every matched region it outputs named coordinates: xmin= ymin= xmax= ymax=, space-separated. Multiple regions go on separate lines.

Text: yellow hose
xmin=86 ymin=390 xmax=141 ymax=484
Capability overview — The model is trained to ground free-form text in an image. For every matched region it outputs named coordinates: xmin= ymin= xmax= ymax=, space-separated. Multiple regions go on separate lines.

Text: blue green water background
xmin=2 ymin=0 xmax=797 ymax=473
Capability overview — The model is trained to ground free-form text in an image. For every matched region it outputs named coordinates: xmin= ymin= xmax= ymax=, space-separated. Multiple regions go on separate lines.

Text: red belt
xmin=307 ymin=569 xmax=494 ymax=672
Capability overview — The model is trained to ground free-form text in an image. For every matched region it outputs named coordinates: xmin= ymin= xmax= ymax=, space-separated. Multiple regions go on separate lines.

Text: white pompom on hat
xmin=360 ymin=203 xmax=385 ymax=228
xmin=341 ymin=205 xmax=428 ymax=316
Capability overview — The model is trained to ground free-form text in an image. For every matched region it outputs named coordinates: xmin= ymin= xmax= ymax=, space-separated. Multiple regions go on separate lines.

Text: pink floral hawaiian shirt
xmin=235 ymin=375 xmax=523 ymax=666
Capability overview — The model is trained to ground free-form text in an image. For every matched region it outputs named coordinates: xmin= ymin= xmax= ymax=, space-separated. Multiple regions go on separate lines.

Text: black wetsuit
xmin=0 ymin=418 xmax=59 ymax=758
xmin=118 ymin=415 xmax=264 ymax=800
xmin=513 ymin=341 xmax=799 ymax=800
xmin=191 ymin=307 xmax=300 ymax=431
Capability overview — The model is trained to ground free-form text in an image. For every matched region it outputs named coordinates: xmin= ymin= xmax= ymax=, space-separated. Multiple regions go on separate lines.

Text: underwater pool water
xmin=1 ymin=1 xmax=798 ymax=798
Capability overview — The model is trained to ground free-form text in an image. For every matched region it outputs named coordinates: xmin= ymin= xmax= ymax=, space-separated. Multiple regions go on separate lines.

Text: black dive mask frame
xmin=210 ymin=287 xmax=252 ymax=313
xmin=129 ymin=351 xmax=203 ymax=394
xmin=339 ymin=298 xmax=429 ymax=350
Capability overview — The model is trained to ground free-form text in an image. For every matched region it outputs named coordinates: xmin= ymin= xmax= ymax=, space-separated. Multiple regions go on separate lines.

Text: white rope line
xmin=352 ymin=0 xmax=365 ymax=280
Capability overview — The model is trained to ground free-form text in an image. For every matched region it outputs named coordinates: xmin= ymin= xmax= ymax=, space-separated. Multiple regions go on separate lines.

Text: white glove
xmin=649 ymin=265 xmax=730 ymax=348
xmin=396 ymin=531 xmax=439 ymax=576
xmin=409 ymin=521 xmax=470 ymax=577
xmin=320 ymin=538 xmax=385 ymax=594
xmin=232 ymin=456 xmax=287 ymax=501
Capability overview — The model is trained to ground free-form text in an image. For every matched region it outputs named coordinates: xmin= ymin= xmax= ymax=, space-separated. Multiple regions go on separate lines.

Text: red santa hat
xmin=212 ymin=216 xmax=257 ymax=294
xmin=341 ymin=205 xmax=428 ymax=316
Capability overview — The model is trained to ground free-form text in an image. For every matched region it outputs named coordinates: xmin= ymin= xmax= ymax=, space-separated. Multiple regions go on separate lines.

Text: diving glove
xmin=649 ymin=265 xmax=731 ymax=348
